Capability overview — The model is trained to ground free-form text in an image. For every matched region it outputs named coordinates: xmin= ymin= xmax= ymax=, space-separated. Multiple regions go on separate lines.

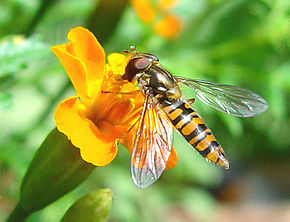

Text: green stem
xmin=86 ymin=0 xmax=129 ymax=44
xmin=24 ymin=0 xmax=57 ymax=36
xmin=34 ymin=80 xmax=71 ymax=127
xmin=6 ymin=204 xmax=30 ymax=222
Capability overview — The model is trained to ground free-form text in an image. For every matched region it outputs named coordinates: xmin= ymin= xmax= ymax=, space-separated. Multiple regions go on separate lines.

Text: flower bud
xmin=7 ymin=128 xmax=96 ymax=221
xmin=61 ymin=189 xmax=113 ymax=222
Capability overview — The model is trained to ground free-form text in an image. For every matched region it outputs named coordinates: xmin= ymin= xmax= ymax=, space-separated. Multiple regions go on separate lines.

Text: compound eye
xmin=150 ymin=55 xmax=159 ymax=62
xmin=145 ymin=54 xmax=159 ymax=62
xmin=124 ymin=57 xmax=151 ymax=82
xmin=134 ymin=57 xmax=151 ymax=70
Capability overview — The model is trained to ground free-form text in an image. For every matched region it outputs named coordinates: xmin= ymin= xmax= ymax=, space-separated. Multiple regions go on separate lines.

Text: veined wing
xmin=175 ymin=77 xmax=268 ymax=117
xmin=130 ymin=93 xmax=173 ymax=189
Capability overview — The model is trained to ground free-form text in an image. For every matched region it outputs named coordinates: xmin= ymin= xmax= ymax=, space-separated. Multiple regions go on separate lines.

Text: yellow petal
xmin=67 ymin=27 xmax=106 ymax=99
xmin=54 ymin=97 xmax=118 ymax=166
xmin=154 ymin=14 xmax=181 ymax=40
xmin=106 ymin=53 xmax=129 ymax=79
xmin=131 ymin=0 xmax=155 ymax=24
xmin=51 ymin=44 xmax=89 ymax=102
xmin=158 ymin=0 xmax=179 ymax=10
xmin=107 ymin=53 xmax=128 ymax=68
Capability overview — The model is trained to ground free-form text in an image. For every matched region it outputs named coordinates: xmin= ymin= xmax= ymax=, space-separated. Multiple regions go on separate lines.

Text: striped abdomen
xmin=162 ymin=100 xmax=229 ymax=169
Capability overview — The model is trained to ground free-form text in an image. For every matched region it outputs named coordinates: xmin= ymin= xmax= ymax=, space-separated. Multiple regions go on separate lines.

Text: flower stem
xmin=34 ymin=80 xmax=71 ymax=127
xmin=24 ymin=0 xmax=57 ymax=36
xmin=6 ymin=204 xmax=30 ymax=222
xmin=87 ymin=0 xmax=129 ymax=43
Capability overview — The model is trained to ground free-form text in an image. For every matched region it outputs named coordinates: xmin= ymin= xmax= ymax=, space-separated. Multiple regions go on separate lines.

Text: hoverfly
xmin=121 ymin=46 xmax=268 ymax=189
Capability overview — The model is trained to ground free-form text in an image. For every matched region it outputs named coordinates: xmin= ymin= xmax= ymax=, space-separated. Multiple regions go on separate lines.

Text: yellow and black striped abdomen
xmin=162 ymin=100 xmax=229 ymax=169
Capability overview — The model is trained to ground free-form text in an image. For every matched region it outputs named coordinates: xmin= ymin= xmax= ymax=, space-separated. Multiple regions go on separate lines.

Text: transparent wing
xmin=175 ymin=76 xmax=268 ymax=117
xmin=130 ymin=93 xmax=173 ymax=189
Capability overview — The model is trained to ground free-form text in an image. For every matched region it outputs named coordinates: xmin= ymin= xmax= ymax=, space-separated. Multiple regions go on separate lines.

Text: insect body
xmin=162 ymin=100 xmax=229 ymax=169
xmin=122 ymin=47 xmax=268 ymax=189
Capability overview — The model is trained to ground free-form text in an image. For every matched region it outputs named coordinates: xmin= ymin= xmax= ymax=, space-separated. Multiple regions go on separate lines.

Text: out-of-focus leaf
xmin=0 ymin=91 xmax=13 ymax=110
xmin=181 ymin=187 xmax=217 ymax=221
xmin=192 ymin=0 xmax=269 ymax=47
xmin=0 ymin=0 xmax=38 ymax=35
xmin=218 ymin=113 xmax=243 ymax=137
xmin=61 ymin=189 xmax=113 ymax=222
xmin=87 ymin=0 xmax=129 ymax=44
xmin=0 ymin=35 xmax=49 ymax=77
xmin=166 ymin=131 xmax=224 ymax=187
xmin=267 ymin=62 xmax=290 ymax=118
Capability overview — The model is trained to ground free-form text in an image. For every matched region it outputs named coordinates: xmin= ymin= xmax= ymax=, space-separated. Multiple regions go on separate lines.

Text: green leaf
xmin=0 ymin=35 xmax=49 ymax=77
xmin=192 ymin=0 xmax=269 ymax=47
xmin=0 ymin=91 xmax=13 ymax=110
xmin=61 ymin=189 xmax=113 ymax=222
xmin=218 ymin=112 xmax=243 ymax=137
xmin=181 ymin=187 xmax=217 ymax=219
xmin=86 ymin=0 xmax=129 ymax=44
xmin=7 ymin=128 xmax=96 ymax=221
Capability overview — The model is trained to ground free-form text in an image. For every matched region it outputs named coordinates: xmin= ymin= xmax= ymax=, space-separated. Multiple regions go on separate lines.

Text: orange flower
xmin=154 ymin=14 xmax=180 ymax=39
xmin=158 ymin=0 xmax=179 ymax=10
xmin=130 ymin=0 xmax=181 ymax=40
xmin=51 ymin=26 xmax=177 ymax=169
xmin=130 ymin=0 xmax=155 ymax=24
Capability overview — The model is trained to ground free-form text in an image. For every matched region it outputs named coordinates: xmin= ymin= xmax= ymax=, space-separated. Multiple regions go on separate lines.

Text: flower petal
xmin=131 ymin=0 xmax=155 ymax=24
xmin=54 ymin=96 xmax=118 ymax=166
xmin=107 ymin=53 xmax=129 ymax=74
xmin=107 ymin=53 xmax=128 ymax=68
xmin=67 ymin=27 xmax=106 ymax=99
xmin=107 ymin=98 xmax=136 ymax=125
xmin=158 ymin=0 xmax=179 ymax=10
xmin=154 ymin=14 xmax=181 ymax=40
xmin=165 ymin=146 xmax=178 ymax=170
xmin=51 ymin=44 xmax=89 ymax=102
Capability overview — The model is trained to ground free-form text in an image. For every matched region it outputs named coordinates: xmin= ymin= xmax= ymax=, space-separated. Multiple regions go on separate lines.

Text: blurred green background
xmin=0 ymin=0 xmax=289 ymax=221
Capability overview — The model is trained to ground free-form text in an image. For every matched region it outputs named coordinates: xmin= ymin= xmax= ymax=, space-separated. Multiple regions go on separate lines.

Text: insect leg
xmin=185 ymin=98 xmax=195 ymax=104
xmin=101 ymin=90 xmax=140 ymax=95
xmin=116 ymin=115 xmax=141 ymax=146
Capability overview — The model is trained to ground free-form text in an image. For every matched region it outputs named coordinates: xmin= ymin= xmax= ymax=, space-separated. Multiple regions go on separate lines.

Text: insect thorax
xmin=139 ymin=65 xmax=182 ymax=104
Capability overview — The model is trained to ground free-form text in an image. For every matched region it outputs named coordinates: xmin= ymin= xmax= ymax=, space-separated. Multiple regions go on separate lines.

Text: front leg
xmin=101 ymin=90 xmax=140 ymax=95
xmin=185 ymin=98 xmax=195 ymax=105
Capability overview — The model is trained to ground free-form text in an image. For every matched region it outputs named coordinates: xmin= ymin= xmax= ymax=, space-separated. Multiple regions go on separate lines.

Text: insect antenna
xmin=123 ymin=46 xmax=137 ymax=55
xmin=130 ymin=45 xmax=137 ymax=53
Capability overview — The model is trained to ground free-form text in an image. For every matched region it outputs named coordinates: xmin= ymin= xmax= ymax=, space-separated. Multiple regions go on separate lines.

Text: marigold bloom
xmin=130 ymin=0 xmax=155 ymax=24
xmin=154 ymin=14 xmax=180 ymax=39
xmin=51 ymin=27 xmax=177 ymax=169
xmin=158 ymin=0 xmax=179 ymax=10
xmin=130 ymin=0 xmax=181 ymax=40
